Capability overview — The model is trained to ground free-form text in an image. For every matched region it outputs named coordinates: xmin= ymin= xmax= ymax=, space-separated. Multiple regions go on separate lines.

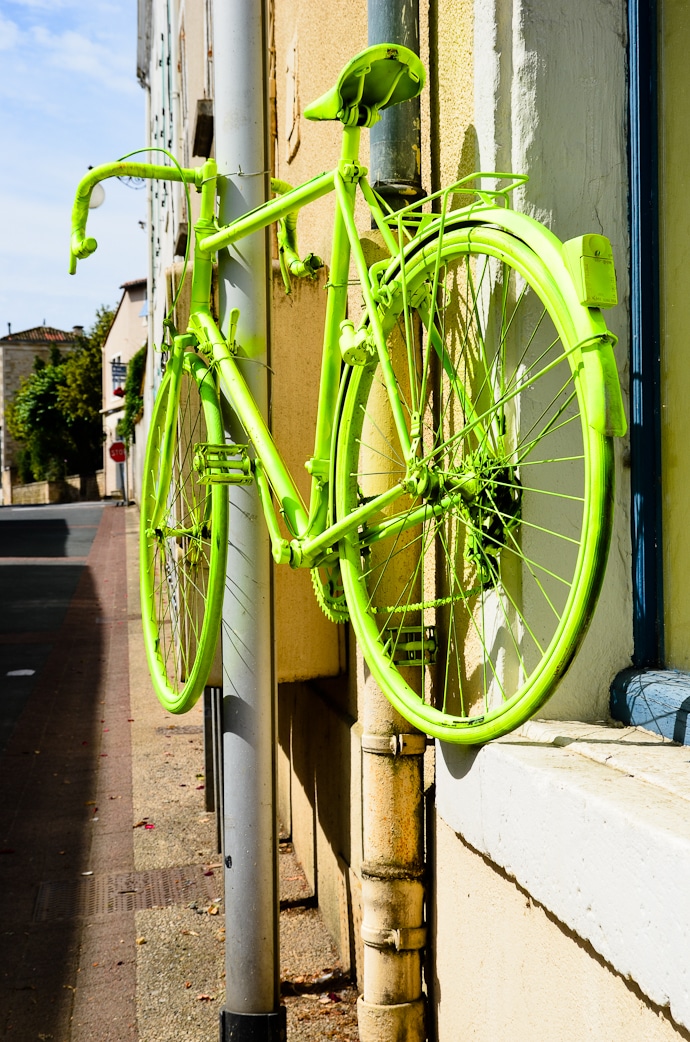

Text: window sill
xmin=436 ymin=720 xmax=690 ymax=1031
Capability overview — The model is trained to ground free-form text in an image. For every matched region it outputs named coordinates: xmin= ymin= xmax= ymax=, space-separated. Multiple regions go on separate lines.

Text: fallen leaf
xmin=84 ymin=801 xmax=96 ymax=806
xmin=136 ymin=937 xmax=146 ymax=945
xmin=181 ymin=930 xmax=199 ymax=936
xmin=207 ymin=904 xmax=219 ymax=915
xmin=196 ymin=994 xmax=214 ymax=1001
xmin=133 ymin=820 xmax=149 ymax=829
xmin=184 ymin=981 xmax=192 ymax=988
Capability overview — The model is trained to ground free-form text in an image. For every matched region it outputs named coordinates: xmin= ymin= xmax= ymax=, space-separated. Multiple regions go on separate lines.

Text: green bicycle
xmin=69 ymin=44 xmax=626 ymax=743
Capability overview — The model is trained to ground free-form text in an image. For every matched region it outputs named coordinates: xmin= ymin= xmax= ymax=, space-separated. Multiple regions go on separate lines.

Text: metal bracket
xmin=194 ymin=443 xmax=253 ymax=485
xmin=361 ymin=924 xmax=427 ymax=951
xmin=339 ymin=319 xmax=375 ymax=366
xmin=383 ymin=625 xmax=437 ymax=667
xmin=361 ymin=733 xmax=427 ymax=757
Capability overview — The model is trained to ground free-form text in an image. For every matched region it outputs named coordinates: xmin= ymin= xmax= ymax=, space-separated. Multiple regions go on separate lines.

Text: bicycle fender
xmin=579 ymin=335 xmax=628 ymax=438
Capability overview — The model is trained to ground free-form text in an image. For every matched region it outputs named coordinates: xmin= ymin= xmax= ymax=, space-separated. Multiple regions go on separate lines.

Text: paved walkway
xmin=0 ymin=504 xmax=358 ymax=1041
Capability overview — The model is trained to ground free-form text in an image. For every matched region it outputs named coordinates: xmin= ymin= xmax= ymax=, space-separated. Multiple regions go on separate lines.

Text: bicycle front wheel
xmin=140 ymin=352 xmax=228 ymax=713
xmin=336 ymin=225 xmax=614 ymax=743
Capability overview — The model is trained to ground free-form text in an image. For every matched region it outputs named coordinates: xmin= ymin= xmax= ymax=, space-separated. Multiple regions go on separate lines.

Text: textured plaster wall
xmin=271 ymin=268 xmax=345 ymax=682
xmin=433 ymin=814 xmax=688 ymax=1042
xmin=659 ymin=0 xmax=690 ymax=668
xmin=272 ymin=0 xmax=369 ymax=262
xmin=473 ymin=0 xmax=632 ymax=720
xmin=272 ymin=0 xmax=366 ymax=974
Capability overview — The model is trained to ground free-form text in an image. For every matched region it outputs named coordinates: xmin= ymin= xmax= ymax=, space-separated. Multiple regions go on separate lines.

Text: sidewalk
xmin=0 ymin=504 xmax=358 ymax=1041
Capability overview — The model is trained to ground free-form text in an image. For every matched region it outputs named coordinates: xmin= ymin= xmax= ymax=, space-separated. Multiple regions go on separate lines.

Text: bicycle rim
xmin=337 ymin=226 xmax=614 ymax=743
xmin=140 ymin=352 xmax=228 ymax=713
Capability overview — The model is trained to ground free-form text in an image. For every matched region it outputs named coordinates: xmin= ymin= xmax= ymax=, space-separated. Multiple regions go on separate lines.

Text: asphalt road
xmin=0 ymin=501 xmax=108 ymax=754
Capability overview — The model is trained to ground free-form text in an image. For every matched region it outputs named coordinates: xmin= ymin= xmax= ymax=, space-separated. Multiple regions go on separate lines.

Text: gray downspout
xmin=369 ymin=2 xmax=424 ymax=208
xmin=213 ymin=0 xmax=285 ymax=1038
xmin=360 ymin=9 xmax=426 ymax=1042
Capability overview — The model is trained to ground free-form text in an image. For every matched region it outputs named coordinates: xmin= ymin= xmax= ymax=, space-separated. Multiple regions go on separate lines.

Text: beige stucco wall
xmin=271 ymin=266 xmax=346 ymax=681
xmin=433 ymin=814 xmax=686 ymax=1041
xmin=659 ymin=0 xmax=690 ymax=668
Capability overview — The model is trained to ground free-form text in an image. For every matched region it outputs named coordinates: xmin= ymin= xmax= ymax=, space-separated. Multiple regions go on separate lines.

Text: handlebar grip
xmin=69 ymin=179 xmax=99 ymax=273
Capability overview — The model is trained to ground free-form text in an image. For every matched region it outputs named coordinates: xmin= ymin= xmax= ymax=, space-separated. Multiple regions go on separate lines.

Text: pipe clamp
xmin=361 ymin=924 xmax=427 ymax=951
xmin=361 ymin=733 xmax=427 ymax=757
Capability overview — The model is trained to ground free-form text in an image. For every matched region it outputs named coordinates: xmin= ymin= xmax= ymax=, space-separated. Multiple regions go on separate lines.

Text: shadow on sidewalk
xmin=0 ymin=513 xmax=130 ymax=1038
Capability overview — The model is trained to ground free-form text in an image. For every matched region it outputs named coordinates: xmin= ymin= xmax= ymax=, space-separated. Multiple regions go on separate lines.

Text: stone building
xmin=0 ymin=325 xmax=79 ymax=505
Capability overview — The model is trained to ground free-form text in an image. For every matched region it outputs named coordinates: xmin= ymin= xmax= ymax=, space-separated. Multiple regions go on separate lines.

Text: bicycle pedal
xmin=194 ymin=443 xmax=253 ymax=485
xmin=384 ymin=625 xmax=437 ymax=667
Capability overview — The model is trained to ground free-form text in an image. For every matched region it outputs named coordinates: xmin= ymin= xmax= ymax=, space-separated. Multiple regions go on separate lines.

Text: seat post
xmin=340 ymin=124 xmax=362 ymax=166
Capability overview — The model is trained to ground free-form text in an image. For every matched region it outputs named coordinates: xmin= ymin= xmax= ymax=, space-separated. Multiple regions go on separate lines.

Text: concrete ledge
xmin=436 ymin=720 xmax=690 ymax=1031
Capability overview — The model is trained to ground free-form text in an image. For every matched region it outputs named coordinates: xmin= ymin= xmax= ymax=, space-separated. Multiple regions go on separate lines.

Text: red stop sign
xmin=109 ymin=441 xmax=126 ymax=463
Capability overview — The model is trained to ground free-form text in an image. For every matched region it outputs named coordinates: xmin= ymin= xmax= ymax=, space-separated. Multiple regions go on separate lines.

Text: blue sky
xmin=0 ymin=0 xmax=147 ymax=337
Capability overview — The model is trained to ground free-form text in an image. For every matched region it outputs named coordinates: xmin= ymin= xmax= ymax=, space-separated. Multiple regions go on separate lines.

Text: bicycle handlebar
xmin=69 ymin=160 xmax=203 ymax=274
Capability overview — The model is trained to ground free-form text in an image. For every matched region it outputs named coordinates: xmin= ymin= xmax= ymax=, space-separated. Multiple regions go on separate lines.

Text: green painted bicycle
xmin=69 ymin=44 xmax=626 ymax=743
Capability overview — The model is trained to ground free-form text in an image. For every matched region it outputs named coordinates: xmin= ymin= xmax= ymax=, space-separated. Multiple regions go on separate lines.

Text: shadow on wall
xmin=278 ymin=674 xmax=358 ymax=976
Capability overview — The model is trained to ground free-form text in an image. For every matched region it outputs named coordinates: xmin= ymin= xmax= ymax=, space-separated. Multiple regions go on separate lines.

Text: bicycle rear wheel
xmin=140 ymin=351 xmax=228 ymax=713
xmin=336 ymin=224 xmax=614 ymax=743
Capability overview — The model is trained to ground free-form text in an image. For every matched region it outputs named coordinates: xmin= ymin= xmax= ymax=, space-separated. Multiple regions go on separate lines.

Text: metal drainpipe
xmin=213 ymin=1 xmax=285 ymax=1039
xmin=360 ymin=9 xmax=426 ymax=1042
xmin=369 ymin=1 xmax=424 ymax=209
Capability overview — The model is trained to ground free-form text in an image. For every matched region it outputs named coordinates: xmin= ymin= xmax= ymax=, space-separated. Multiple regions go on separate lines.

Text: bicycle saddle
xmin=303 ymin=44 xmax=425 ymax=128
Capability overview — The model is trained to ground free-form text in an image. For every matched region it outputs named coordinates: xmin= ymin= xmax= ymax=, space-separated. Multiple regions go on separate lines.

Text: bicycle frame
xmin=71 ymin=121 xmax=625 ymax=573
xmin=71 ymin=125 xmax=427 ymax=569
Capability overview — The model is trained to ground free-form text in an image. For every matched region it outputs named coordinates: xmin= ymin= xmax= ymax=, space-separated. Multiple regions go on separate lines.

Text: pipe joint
xmin=361 ymin=924 xmax=427 ymax=952
xmin=361 ymin=732 xmax=426 ymax=757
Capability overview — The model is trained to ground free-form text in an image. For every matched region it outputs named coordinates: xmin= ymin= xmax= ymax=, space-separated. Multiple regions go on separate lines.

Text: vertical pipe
xmin=368 ymin=2 xmax=423 ymax=208
xmin=213 ymin=1 xmax=285 ymax=1038
xmin=627 ymin=0 xmax=663 ymax=667
xmin=360 ymin=9 xmax=426 ymax=1039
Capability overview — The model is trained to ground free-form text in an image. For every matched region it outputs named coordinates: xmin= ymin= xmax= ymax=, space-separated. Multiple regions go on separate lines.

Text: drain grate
xmin=33 ymin=864 xmax=220 ymax=922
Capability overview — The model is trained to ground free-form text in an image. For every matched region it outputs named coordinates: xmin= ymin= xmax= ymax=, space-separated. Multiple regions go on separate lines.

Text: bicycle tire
xmin=140 ymin=351 xmax=228 ymax=713
xmin=336 ymin=224 xmax=614 ymax=743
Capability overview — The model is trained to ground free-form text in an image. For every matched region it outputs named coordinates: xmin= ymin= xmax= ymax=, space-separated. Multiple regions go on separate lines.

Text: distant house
xmin=101 ymin=279 xmax=148 ymax=500
xmin=0 ymin=325 xmax=80 ymax=505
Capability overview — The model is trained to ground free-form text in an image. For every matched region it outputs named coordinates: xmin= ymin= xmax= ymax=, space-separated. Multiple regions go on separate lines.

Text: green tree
xmin=8 ymin=306 xmax=115 ymax=482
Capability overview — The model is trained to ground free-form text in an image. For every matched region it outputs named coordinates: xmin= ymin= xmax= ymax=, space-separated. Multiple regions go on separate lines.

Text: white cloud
xmin=31 ymin=25 xmax=138 ymax=95
xmin=0 ymin=1 xmax=144 ymax=335
xmin=0 ymin=13 xmax=20 ymax=49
